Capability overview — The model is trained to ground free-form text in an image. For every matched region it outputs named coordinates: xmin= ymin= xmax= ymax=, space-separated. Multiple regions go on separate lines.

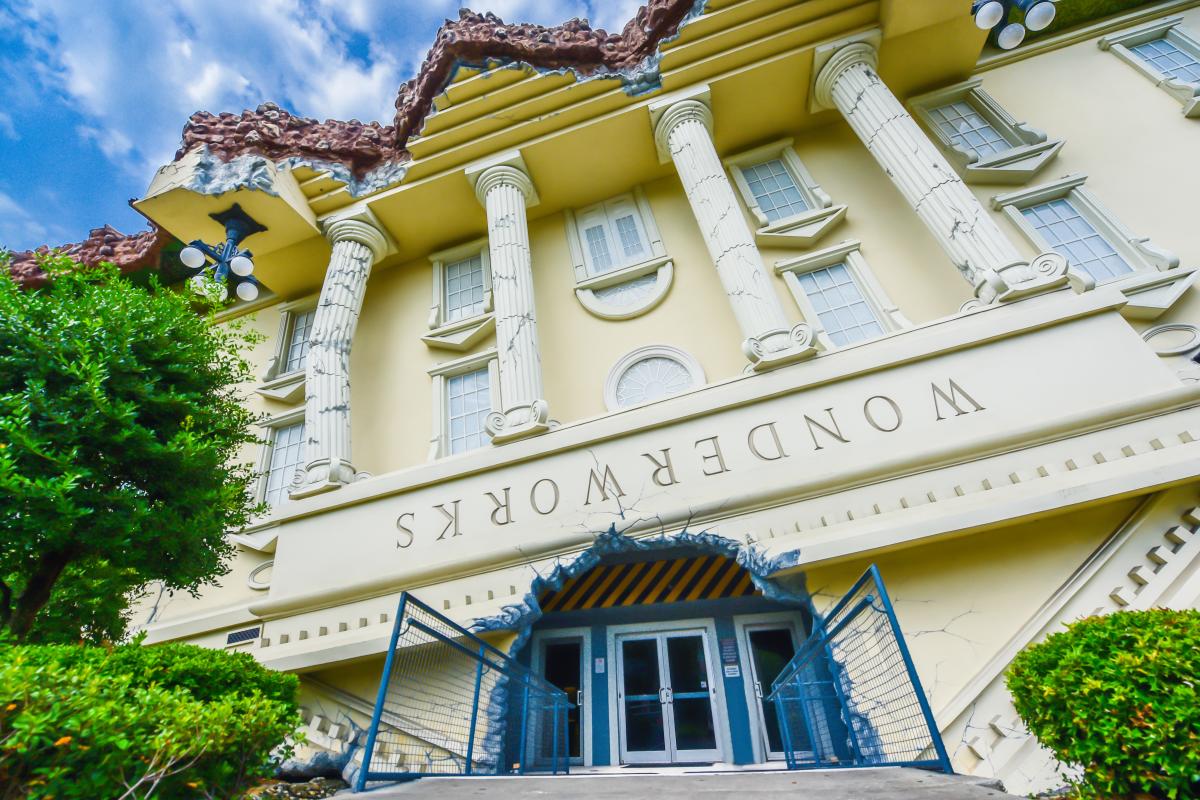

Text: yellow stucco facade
xmin=129 ymin=0 xmax=1200 ymax=792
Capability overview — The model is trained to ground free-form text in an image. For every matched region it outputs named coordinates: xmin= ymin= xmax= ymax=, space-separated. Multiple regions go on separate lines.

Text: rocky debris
xmin=6 ymin=225 xmax=172 ymax=288
xmin=18 ymin=2 xmax=702 ymax=280
xmin=177 ymin=1 xmax=699 ymax=179
xmin=178 ymin=102 xmax=400 ymax=178
xmin=246 ymin=777 xmax=349 ymax=799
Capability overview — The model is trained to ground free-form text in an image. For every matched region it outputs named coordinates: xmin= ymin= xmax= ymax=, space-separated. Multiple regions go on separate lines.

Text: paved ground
xmin=357 ymin=768 xmax=1015 ymax=798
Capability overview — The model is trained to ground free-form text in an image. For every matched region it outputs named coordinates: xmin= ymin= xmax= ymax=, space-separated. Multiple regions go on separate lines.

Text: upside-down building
xmin=12 ymin=0 xmax=1200 ymax=793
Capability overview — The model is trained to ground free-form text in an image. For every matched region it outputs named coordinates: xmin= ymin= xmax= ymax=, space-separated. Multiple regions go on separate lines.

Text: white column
xmin=653 ymin=96 xmax=817 ymax=371
xmin=471 ymin=163 xmax=550 ymax=444
xmin=814 ymin=42 xmax=1073 ymax=304
xmin=292 ymin=216 xmax=389 ymax=498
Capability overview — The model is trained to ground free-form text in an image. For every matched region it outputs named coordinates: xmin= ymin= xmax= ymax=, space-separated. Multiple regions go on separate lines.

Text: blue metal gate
xmin=355 ymin=593 xmax=571 ymax=790
xmin=766 ymin=564 xmax=952 ymax=772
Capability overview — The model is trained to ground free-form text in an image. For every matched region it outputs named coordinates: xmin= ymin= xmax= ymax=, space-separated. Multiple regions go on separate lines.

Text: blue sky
xmin=0 ymin=0 xmax=643 ymax=252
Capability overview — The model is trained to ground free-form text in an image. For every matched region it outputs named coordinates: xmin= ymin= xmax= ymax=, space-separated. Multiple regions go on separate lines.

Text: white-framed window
xmin=424 ymin=238 xmax=495 ymax=352
xmin=992 ymin=174 xmax=1179 ymax=285
xmin=255 ymin=408 xmax=306 ymax=508
xmin=565 ymin=187 xmax=674 ymax=320
xmin=725 ymin=139 xmax=847 ymax=248
xmin=282 ymin=308 xmax=315 ymax=374
xmin=774 ymin=240 xmax=909 ymax=351
xmin=428 ymin=350 xmax=499 ymax=459
xmin=257 ymin=296 xmax=318 ymax=404
xmin=603 ymin=345 xmax=705 ymax=411
xmin=909 ymin=79 xmax=1063 ymax=184
xmin=1100 ymin=17 xmax=1200 ymax=118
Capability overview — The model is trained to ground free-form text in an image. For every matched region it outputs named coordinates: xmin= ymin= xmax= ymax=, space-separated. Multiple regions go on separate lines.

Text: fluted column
xmin=653 ymin=98 xmax=817 ymax=370
xmin=472 ymin=163 xmax=550 ymax=444
xmin=291 ymin=216 xmax=390 ymax=498
xmin=814 ymin=43 xmax=1076 ymax=304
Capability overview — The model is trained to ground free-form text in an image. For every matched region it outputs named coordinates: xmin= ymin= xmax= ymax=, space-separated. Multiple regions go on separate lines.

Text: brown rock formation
xmin=15 ymin=0 xmax=700 ymax=284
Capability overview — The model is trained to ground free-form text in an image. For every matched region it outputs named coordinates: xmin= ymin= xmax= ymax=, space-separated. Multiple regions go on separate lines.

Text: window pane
xmin=615 ymin=214 xmax=647 ymax=261
xmin=1021 ymin=199 xmax=1133 ymax=282
xmin=930 ymin=100 xmax=1009 ymax=158
xmin=264 ymin=422 xmax=306 ymax=507
xmin=800 ymin=263 xmax=884 ymax=346
xmin=1130 ymin=36 xmax=1200 ymax=83
xmin=447 ymin=367 xmax=491 ymax=455
xmin=284 ymin=309 xmax=315 ymax=373
xmin=584 ymin=225 xmax=615 ymax=274
xmin=742 ymin=159 xmax=809 ymax=222
xmin=614 ymin=356 xmax=696 ymax=408
xmin=444 ymin=255 xmax=486 ymax=322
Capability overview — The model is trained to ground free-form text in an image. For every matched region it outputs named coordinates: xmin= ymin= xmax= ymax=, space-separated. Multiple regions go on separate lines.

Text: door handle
xmin=753 ymin=681 xmax=763 ymax=700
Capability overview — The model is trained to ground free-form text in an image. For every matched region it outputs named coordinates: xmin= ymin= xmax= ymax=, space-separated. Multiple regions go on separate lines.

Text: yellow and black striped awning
xmin=539 ymin=555 xmax=759 ymax=614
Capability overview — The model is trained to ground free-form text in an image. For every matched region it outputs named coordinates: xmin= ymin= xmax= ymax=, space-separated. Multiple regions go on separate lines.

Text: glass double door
xmin=616 ymin=630 xmax=721 ymax=764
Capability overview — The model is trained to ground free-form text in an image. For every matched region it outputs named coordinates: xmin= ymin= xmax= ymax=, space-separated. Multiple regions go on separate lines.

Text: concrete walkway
xmin=358 ymin=768 xmax=1015 ymax=798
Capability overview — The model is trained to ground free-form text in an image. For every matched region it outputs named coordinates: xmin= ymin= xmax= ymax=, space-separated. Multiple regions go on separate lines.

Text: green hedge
xmin=1007 ymin=609 xmax=1200 ymax=799
xmin=0 ymin=641 xmax=301 ymax=799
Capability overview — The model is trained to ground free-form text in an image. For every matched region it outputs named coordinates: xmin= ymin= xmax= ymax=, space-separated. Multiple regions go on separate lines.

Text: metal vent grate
xmin=226 ymin=626 xmax=262 ymax=646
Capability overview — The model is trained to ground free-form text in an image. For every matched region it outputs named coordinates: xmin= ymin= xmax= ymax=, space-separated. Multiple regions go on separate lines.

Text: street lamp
xmin=178 ymin=204 xmax=267 ymax=303
xmin=971 ymin=0 xmax=1057 ymax=50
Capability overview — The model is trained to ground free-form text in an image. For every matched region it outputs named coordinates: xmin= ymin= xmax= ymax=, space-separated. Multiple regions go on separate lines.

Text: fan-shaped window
xmin=604 ymin=346 xmax=705 ymax=411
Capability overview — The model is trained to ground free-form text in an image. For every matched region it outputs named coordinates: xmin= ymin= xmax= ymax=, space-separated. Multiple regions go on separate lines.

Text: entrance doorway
xmin=533 ymin=633 xmax=587 ymax=765
xmin=615 ymin=629 xmax=722 ymax=764
xmin=743 ymin=625 xmax=801 ymax=760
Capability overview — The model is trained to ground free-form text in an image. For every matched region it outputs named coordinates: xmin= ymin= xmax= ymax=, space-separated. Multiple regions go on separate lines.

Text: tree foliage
xmin=0 ymin=255 xmax=263 ymax=641
xmin=1007 ymin=609 xmax=1200 ymax=799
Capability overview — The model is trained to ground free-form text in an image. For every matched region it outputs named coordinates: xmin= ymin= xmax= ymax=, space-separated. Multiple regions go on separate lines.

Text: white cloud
xmin=0 ymin=111 xmax=16 ymax=140
xmin=12 ymin=0 xmax=654 ymax=183
xmin=0 ymin=189 xmax=70 ymax=250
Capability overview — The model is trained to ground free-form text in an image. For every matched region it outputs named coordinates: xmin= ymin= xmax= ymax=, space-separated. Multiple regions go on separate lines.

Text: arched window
xmin=604 ymin=346 xmax=705 ymax=411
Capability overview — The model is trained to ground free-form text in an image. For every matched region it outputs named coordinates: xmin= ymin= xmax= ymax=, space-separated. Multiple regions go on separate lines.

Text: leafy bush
xmin=0 ymin=642 xmax=301 ymax=799
xmin=1007 ymin=609 xmax=1200 ymax=799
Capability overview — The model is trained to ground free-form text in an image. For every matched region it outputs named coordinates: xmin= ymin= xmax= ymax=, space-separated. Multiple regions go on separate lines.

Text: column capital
xmin=813 ymin=41 xmax=879 ymax=110
xmin=652 ymin=98 xmax=713 ymax=162
xmin=472 ymin=164 xmax=536 ymax=206
xmin=465 ymin=150 xmax=539 ymax=207
xmin=323 ymin=212 xmax=391 ymax=261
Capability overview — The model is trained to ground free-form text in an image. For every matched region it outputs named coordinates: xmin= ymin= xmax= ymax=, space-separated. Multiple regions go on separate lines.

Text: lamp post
xmin=971 ymin=0 xmax=1058 ymax=50
xmin=178 ymin=203 xmax=267 ymax=303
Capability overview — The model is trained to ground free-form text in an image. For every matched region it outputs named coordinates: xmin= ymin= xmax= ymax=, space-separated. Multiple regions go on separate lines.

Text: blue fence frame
xmin=766 ymin=564 xmax=952 ymax=773
xmin=356 ymin=593 xmax=572 ymax=790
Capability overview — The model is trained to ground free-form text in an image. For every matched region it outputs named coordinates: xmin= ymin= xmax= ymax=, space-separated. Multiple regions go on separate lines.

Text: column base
xmin=486 ymin=400 xmax=551 ymax=444
xmin=976 ymin=252 xmax=1093 ymax=305
xmin=289 ymin=457 xmax=358 ymax=500
xmin=743 ymin=324 xmax=821 ymax=372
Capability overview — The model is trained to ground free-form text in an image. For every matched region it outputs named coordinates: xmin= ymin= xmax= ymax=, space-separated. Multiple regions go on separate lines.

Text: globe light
xmin=180 ymin=245 xmax=206 ymax=269
xmin=235 ymin=280 xmax=260 ymax=302
xmin=230 ymin=254 xmax=254 ymax=277
xmin=1022 ymin=0 xmax=1056 ymax=31
xmin=189 ymin=274 xmax=209 ymax=295
xmin=973 ymin=0 xmax=1005 ymax=30
xmin=996 ymin=22 xmax=1026 ymax=49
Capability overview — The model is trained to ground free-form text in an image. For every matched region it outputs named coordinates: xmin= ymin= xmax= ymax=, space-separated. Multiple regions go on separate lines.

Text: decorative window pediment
xmin=774 ymin=240 xmax=908 ymax=351
xmin=566 ymin=187 xmax=673 ymax=320
xmin=423 ymin=238 xmax=495 ymax=352
xmin=993 ymin=174 xmax=1190 ymax=319
xmin=427 ymin=349 xmax=499 ymax=459
xmin=726 ymin=139 xmax=847 ymax=247
xmin=257 ymin=296 xmax=318 ymax=404
xmin=909 ymin=79 xmax=1064 ymax=185
xmin=1100 ymin=17 xmax=1200 ymax=118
